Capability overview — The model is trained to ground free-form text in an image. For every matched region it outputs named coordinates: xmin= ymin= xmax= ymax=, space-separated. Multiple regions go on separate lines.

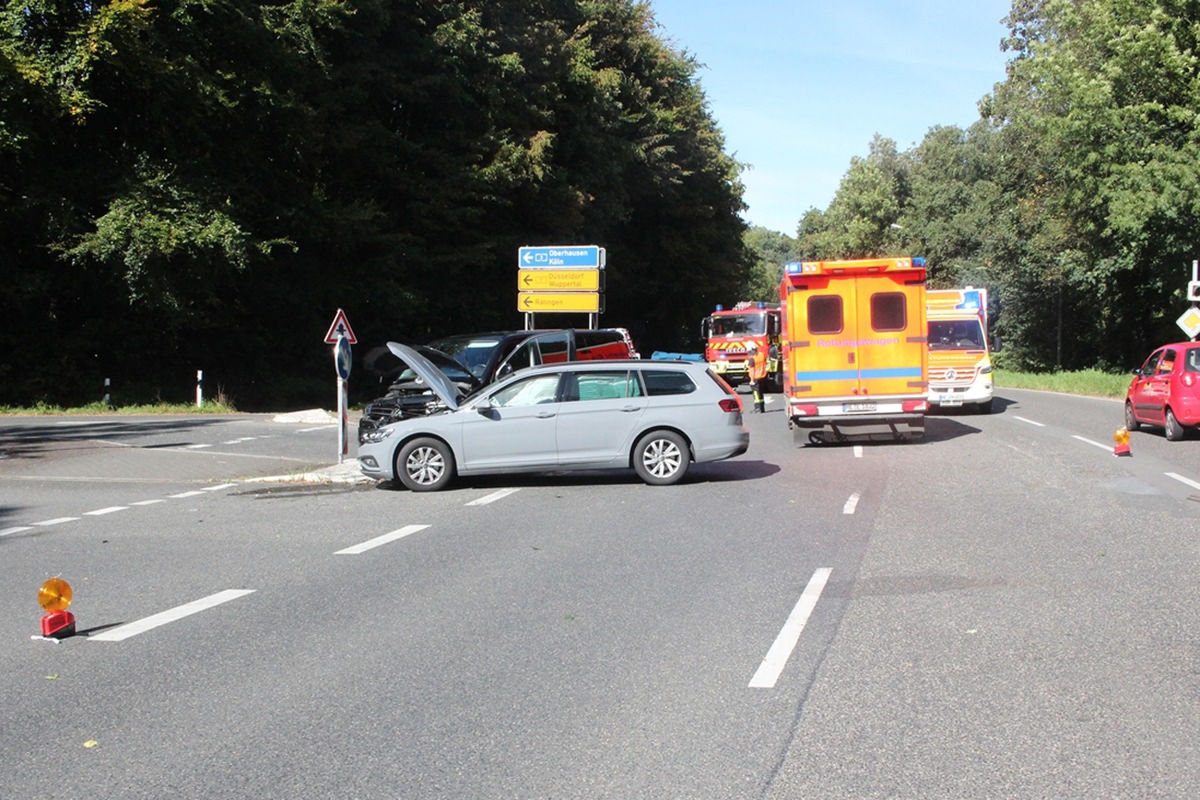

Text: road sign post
xmin=334 ymin=335 xmax=352 ymax=463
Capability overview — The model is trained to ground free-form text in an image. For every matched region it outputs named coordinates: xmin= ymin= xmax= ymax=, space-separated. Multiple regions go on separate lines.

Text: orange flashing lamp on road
xmin=38 ymin=577 xmax=76 ymax=639
xmin=1113 ymin=427 xmax=1131 ymax=457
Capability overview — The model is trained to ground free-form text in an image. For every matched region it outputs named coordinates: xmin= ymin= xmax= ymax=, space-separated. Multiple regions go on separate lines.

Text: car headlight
xmin=360 ymin=426 xmax=396 ymax=444
xmin=979 ymin=364 xmax=993 ymax=374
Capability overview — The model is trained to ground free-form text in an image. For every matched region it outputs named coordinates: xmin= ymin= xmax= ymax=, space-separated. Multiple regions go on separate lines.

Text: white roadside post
xmin=334 ymin=335 xmax=352 ymax=463
xmin=324 ymin=309 xmax=359 ymax=465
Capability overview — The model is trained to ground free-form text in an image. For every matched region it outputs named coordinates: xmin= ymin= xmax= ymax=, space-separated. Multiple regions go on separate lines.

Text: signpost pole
xmin=337 ymin=374 xmax=348 ymax=464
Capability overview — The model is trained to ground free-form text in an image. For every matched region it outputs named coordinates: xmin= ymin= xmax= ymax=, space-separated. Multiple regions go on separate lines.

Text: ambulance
xmin=779 ymin=257 xmax=929 ymax=444
xmin=926 ymin=287 xmax=993 ymax=413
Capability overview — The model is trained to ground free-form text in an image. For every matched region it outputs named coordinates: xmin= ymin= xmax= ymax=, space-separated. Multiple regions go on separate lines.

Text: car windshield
xmin=427 ymin=335 xmax=505 ymax=380
xmin=929 ymin=320 xmax=984 ymax=350
xmin=710 ymin=313 xmax=765 ymax=336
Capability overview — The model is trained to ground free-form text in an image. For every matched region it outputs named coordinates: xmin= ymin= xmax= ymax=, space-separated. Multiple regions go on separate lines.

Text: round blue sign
xmin=334 ymin=336 xmax=352 ymax=380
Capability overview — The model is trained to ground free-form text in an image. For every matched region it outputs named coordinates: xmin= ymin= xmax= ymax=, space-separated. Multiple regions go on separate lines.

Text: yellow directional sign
xmin=518 ymin=292 xmax=603 ymax=313
xmin=518 ymin=269 xmax=601 ymax=291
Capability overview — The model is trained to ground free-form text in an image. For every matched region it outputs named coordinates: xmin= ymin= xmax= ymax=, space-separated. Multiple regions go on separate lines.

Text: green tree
xmin=742 ymin=226 xmax=797 ymax=300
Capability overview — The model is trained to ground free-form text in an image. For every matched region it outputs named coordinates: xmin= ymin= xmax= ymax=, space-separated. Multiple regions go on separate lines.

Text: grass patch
xmin=994 ymin=368 xmax=1129 ymax=399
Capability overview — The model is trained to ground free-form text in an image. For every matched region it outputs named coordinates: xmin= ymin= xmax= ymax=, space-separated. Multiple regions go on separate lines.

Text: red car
xmin=1125 ymin=342 xmax=1200 ymax=441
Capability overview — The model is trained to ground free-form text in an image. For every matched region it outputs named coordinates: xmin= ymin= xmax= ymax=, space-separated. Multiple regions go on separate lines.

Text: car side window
xmin=641 ymin=369 xmax=697 ymax=396
xmin=1187 ymin=349 xmax=1200 ymax=372
xmin=489 ymin=374 xmax=562 ymax=407
xmin=1141 ymin=351 xmax=1163 ymax=375
xmin=1158 ymin=349 xmax=1177 ymax=375
xmin=571 ymin=371 xmax=638 ymax=402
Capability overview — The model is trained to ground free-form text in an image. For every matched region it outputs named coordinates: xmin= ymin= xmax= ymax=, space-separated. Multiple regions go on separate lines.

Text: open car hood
xmin=385 ymin=342 xmax=462 ymax=411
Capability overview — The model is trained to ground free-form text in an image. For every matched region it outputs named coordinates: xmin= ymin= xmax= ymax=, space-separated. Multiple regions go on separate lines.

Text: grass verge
xmin=994 ymin=368 xmax=1128 ymax=399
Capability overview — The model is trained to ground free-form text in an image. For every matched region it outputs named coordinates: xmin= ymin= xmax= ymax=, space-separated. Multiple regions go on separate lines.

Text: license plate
xmin=939 ymin=398 xmax=963 ymax=407
xmin=843 ymin=402 xmax=876 ymax=412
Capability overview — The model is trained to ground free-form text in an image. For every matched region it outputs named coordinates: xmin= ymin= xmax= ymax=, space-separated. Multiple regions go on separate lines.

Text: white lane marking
xmin=0 ymin=526 xmax=33 ymax=537
xmin=185 ymin=444 xmax=212 ymax=449
xmin=1072 ymin=435 xmax=1111 ymax=451
xmin=1166 ymin=472 xmax=1200 ymax=491
xmin=168 ymin=491 xmax=206 ymax=499
xmin=300 ymin=426 xmax=336 ymax=432
xmin=32 ymin=517 xmax=79 ymax=527
xmin=842 ymin=493 xmax=861 ymax=514
xmin=466 ymin=488 xmax=521 ymax=506
xmin=89 ymin=589 xmax=256 ymax=642
xmin=85 ymin=506 xmax=128 ymax=516
xmin=131 ymin=499 xmax=167 ymax=506
xmin=853 ymin=445 xmax=863 ymax=458
xmin=203 ymin=483 xmax=237 ymax=491
xmin=335 ymin=524 xmax=430 ymax=555
xmin=750 ymin=568 xmax=833 ymax=689
xmin=1013 ymin=416 xmax=1045 ymax=427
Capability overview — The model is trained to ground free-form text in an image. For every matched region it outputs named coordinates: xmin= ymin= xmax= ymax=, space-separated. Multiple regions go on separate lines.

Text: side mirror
xmin=475 ymin=397 xmax=494 ymax=414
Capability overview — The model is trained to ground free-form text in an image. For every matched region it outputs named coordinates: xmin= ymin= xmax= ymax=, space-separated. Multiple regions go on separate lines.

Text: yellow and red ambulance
xmin=926 ymin=287 xmax=993 ymax=413
xmin=779 ymin=257 xmax=929 ymax=444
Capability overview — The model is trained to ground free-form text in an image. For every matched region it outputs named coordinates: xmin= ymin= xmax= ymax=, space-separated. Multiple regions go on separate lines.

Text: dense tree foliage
xmin=797 ymin=0 xmax=1200 ymax=372
xmin=1 ymin=0 xmax=748 ymax=408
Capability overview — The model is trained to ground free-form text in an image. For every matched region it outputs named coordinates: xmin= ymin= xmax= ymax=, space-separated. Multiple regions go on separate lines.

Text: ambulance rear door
xmin=851 ymin=272 xmax=927 ymax=400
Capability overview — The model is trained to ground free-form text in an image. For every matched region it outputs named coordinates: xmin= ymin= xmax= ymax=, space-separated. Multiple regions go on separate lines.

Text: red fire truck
xmin=701 ymin=302 xmax=782 ymax=387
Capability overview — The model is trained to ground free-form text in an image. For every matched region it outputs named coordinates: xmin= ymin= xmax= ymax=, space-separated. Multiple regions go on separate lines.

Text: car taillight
xmin=719 ymin=398 xmax=741 ymax=413
xmin=902 ymin=399 xmax=928 ymax=413
xmin=1183 ymin=373 xmax=1196 ymax=388
xmin=792 ymin=404 xmax=819 ymax=416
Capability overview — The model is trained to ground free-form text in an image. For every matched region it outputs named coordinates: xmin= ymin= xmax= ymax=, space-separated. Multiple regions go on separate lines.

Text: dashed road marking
xmin=750 ymin=568 xmax=833 ymax=689
xmin=89 ymin=589 xmax=256 ymax=642
xmin=466 ymin=488 xmax=521 ymax=506
xmin=335 ymin=524 xmax=430 ymax=555
xmin=1013 ymin=416 xmax=1045 ymax=427
xmin=1166 ymin=472 xmax=1200 ymax=491
xmin=32 ymin=517 xmax=79 ymax=527
xmin=85 ymin=507 xmax=128 ymax=516
xmin=842 ymin=492 xmax=861 ymax=514
xmin=1 ymin=526 xmax=33 ymax=537
xmin=1071 ymin=435 xmax=1110 ymax=452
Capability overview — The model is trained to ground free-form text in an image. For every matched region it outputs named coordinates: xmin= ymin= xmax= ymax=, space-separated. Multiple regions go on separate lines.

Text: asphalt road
xmin=2 ymin=392 xmax=1199 ymax=799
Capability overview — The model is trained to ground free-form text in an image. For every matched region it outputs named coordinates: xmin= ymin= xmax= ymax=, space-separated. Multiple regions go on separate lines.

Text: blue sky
xmin=647 ymin=0 xmax=1015 ymax=235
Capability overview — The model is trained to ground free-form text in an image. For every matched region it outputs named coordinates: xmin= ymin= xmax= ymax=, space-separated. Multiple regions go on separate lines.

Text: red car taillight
xmin=902 ymin=399 xmax=929 ymax=413
xmin=1183 ymin=373 xmax=1196 ymax=388
xmin=719 ymin=398 xmax=741 ymax=413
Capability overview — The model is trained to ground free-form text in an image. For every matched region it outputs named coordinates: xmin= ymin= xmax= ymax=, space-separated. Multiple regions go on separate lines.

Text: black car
xmin=358 ymin=329 xmax=637 ymax=443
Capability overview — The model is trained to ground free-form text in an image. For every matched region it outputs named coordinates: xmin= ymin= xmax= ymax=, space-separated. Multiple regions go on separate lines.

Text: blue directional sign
xmin=518 ymin=245 xmax=604 ymax=269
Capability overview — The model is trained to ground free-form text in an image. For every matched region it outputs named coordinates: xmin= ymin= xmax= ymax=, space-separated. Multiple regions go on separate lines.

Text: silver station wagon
xmin=358 ymin=344 xmax=750 ymax=491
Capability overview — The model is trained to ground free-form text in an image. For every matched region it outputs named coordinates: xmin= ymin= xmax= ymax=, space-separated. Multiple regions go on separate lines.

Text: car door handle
xmin=536 ymin=411 xmax=556 ymax=418
xmin=621 ymin=405 xmax=643 ymax=412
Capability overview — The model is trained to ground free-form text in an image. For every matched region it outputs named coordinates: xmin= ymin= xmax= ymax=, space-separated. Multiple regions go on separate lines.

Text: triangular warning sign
xmin=324 ymin=308 xmax=357 ymax=344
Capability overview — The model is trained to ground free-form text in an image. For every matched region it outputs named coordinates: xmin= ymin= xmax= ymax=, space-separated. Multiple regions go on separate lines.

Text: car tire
xmin=1124 ymin=401 xmax=1141 ymax=432
xmin=633 ymin=430 xmax=690 ymax=486
xmin=1165 ymin=408 xmax=1185 ymax=442
xmin=396 ymin=437 xmax=454 ymax=491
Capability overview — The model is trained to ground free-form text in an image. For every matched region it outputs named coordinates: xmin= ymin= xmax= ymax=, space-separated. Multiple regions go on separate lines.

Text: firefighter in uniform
xmin=746 ymin=340 xmax=767 ymax=413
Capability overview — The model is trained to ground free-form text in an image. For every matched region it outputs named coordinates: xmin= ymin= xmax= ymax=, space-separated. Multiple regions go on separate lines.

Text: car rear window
xmin=640 ymin=369 xmax=697 ymax=396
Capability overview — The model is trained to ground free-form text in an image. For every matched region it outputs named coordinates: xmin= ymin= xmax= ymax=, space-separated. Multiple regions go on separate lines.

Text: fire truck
xmin=701 ymin=301 xmax=782 ymax=387
xmin=779 ymin=257 xmax=929 ymax=444
xmin=926 ymin=288 xmax=993 ymax=413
